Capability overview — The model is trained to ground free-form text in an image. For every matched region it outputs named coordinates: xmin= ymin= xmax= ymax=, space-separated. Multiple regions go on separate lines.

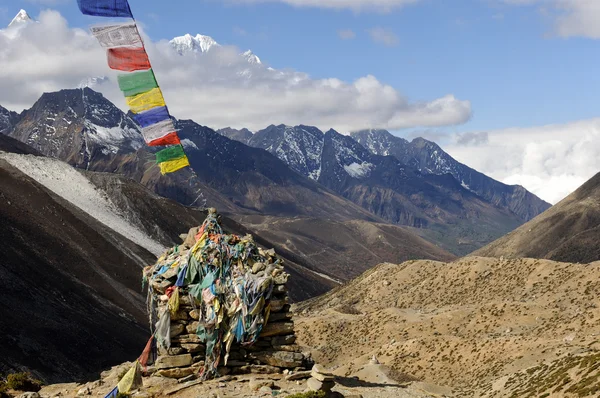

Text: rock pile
xmin=307 ymin=364 xmax=336 ymax=395
xmin=144 ymin=208 xmax=309 ymax=380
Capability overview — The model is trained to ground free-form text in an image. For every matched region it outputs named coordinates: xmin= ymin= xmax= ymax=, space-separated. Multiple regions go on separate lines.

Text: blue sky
xmin=1 ymin=0 xmax=600 ymax=203
xmin=2 ymin=0 xmax=599 ymax=134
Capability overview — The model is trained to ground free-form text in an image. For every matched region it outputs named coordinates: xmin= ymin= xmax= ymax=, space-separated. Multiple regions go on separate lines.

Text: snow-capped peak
xmin=242 ymin=50 xmax=262 ymax=65
xmin=8 ymin=9 xmax=33 ymax=28
xmin=170 ymin=33 xmax=220 ymax=55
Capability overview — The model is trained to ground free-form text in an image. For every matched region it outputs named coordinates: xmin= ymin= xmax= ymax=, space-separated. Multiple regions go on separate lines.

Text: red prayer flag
xmin=148 ymin=132 xmax=181 ymax=147
xmin=107 ymin=47 xmax=151 ymax=72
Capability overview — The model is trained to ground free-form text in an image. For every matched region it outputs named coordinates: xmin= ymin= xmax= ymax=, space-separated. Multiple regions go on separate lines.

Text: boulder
xmin=181 ymin=343 xmax=204 ymax=353
xmin=307 ymin=377 xmax=335 ymax=392
xmin=189 ymin=309 xmax=200 ymax=320
xmin=311 ymin=370 xmax=334 ymax=382
xmin=260 ymin=322 xmax=294 ymax=337
xmin=169 ymin=323 xmax=185 ymax=338
xmin=251 ymin=351 xmax=304 ymax=368
xmin=249 ymin=378 xmax=274 ymax=391
xmin=186 ymin=321 xmax=200 ymax=334
xmin=231 ymin=365 xmax=281 ymax=375
xmin=183 ymin=227 xmax=199 ymax=248
xmin=271 ymin=334 xmax=296 ymax=346
xmin=285 ymin=371 xmax=312 ymax=381
xmin=156 ymin=367 xmax=194 ymax=379
xmin=155 ymin=354 xmax=192 ymax=369
xmin=312 ymin=364 xmax=333 ymax=376
xmin=270 ymin=299 xmax=288 ymax=312
xmin=172 ymin=334 xmax=201 ymax=344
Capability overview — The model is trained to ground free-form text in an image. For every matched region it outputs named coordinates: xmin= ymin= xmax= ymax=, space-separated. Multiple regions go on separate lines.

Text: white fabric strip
xmin=90 ymin=22 xmax=143 ymax=48
xmin=141 ymin=119 xmax=176 ymax=143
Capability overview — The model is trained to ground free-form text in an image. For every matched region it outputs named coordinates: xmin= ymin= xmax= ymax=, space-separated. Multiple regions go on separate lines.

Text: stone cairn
xmin=307 ymin=364 xmax=336 ymax=394
xmin=144 ymin=208 xmax=311 ymax=381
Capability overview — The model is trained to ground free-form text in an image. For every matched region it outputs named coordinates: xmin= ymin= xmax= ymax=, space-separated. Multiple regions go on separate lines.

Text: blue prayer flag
xmin=133 ymin=106 xmax=171 ymax=128
xmin=77 ymin=0 xmax=133 ymax=18
xmin=104 ymin=386 xmax=119 ymax=398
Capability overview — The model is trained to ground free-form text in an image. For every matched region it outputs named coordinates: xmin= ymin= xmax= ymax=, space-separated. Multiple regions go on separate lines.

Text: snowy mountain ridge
xmin=169 ymin=33 xmax=262 ymax=65
xmin=8 ymin=9 xmax=32 ymax=28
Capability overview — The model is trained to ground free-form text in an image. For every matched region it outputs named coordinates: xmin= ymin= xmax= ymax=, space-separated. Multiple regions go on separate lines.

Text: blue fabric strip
xmin=133 ymin=106 xmax=171 ymax=128
xmin=77 ymin=0 xmax=133 ymax=18
xmin=104 ymin=386 xmax=119 ymax=398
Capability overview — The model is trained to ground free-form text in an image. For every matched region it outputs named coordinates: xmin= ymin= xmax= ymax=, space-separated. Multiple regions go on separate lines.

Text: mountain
xmin=2 ymin=87 xmax=455 ymax=287
xmin=351 ymin=129 xmax=551 ymax=221
xmin=0 ymin=105 xmax=21 ymax=135
xmin=295 ymin=256 xmax=600 ymax=396
xmin=473 ymin=172 xmax=600 ymax=264
xmin=9 ymin=88 xmax=142 ymax=167
xmin=169 ymin=33 xmax=262 ymax=65
xmin=217 ymin=127 xmax=253 ymax=143
xmin=0 ymin=154 xmax=153 ymax=383
xmin=241 ymin=124 xmax=526 ymax=255
xmin=170 ymin=33 xmax=220 ymax=55
xmin=7 ymin=9 xmax=32 ymax=28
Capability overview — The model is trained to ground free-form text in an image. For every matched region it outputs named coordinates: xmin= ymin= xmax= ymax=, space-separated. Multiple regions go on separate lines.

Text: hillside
xmin=294 ymin=257 xmax=600 ymax=397
xmin=473 ymin=172 xmax=600 ymax=264
xmin=0 ymin=157 xmax=152 ymax=383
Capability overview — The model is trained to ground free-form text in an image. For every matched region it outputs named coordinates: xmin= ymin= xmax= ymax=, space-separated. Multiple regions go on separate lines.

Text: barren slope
xmin=294 ymin=257 xmax=600 ymax=397
xmin=473 ymin=172 xmax=600 ymax=264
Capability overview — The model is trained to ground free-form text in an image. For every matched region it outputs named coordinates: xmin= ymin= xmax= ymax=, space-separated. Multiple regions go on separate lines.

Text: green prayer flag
xmin=118 ymin=69 xmax=158 ymax=97
xmin=156 ymin=144 xmax=186 ymax=164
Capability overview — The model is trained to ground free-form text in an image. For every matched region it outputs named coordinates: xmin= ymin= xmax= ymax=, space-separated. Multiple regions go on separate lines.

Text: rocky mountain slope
xmin=473 ymin=172 xmax=600 ymax=264
xmin=294 ymin=257 xmax=600 ymax=397
xmin=351 ymin=129 xmax=551 ymax=222
xmin=2 ymin=88 xmax=456 ymax=269
xmin=0 ymin=154 xmax=152 ymax=383
xmin=0 ymin=105 xmax=20 ymax=135
xmin=241 ymin=125 xmax=525 ymax=255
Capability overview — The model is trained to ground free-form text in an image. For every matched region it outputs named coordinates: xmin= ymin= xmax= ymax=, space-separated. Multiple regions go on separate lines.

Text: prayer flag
xmin=118 ymin=69 xmax=157 ymax=97
xmin=77 ymin=0 xmax=133 ymax=18
xmin=148 ymin=132 xmax=181 ymax=147
xmin=126 ymin=88 xmax=166 ymax=114
xmin=156 ymin=144 xmax=186 ymax=164
xmin=109 ymin=48 xmax=152 ymax=72
xmin=159 ymin=156 xmax=190 ymax=175
xmin=141 ymin=119 xmax=176 ymax=143
xmin=91 ymin=22 xmax=142 ymax=48
xmin=133 ymin=106 xmax=170 ymax=128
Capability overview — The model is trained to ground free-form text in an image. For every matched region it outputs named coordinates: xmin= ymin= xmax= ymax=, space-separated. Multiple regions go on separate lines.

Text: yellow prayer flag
xmin=126 ymin=88 xmax=166 ymax=114
xmin=159 ymin=156 xmax=190 ymax=175
xmin=117 ymin=361 xmax=143 ymax=394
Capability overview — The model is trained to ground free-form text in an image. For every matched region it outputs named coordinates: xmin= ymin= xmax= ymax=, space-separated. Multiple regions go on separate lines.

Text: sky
xmin=0 ymin=0 xmax=599 ymax=204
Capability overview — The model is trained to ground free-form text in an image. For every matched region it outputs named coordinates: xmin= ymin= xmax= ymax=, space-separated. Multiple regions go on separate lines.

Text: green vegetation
xmin=0 ymin=380 xmax=9 ymax=398
xmin=5 ymin=372 xmax=42 ymax=392
xmin=285 ymin=391 xmax=327 ymax=398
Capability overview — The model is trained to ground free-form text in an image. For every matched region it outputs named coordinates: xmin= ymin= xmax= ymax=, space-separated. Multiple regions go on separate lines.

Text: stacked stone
xmin=307 ymin=364 xmax=336 ymax=394
xmin=148 ymin=220 xmax=308 ymax=380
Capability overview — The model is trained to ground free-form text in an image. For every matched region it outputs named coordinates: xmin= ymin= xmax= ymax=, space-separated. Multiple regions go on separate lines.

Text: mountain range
xmin=2 ymin=87 xmax=550 ymax=256
xmin=219 ymin=124 xmax=551 ymax=254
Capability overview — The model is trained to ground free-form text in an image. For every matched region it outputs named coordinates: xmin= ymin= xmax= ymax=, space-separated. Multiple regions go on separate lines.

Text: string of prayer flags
xmin=81 ymin=0 xmax=191 ymax=174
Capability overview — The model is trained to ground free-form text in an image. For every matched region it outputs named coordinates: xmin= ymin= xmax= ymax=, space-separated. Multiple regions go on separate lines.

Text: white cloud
xmin=502 ymin=0 xmax=600 ymax=38
xmin=337 ymin=29 xmax=356 ymax=40
xmin=367 ymin=27 xmax=399 ymax=46
xmin=0 ymin=9 xmax=471 ymax=134
xmin=230 ymin=0 xmax=421 ymax=13
xmin=444 ymin=118 xmax=600 ymax=204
